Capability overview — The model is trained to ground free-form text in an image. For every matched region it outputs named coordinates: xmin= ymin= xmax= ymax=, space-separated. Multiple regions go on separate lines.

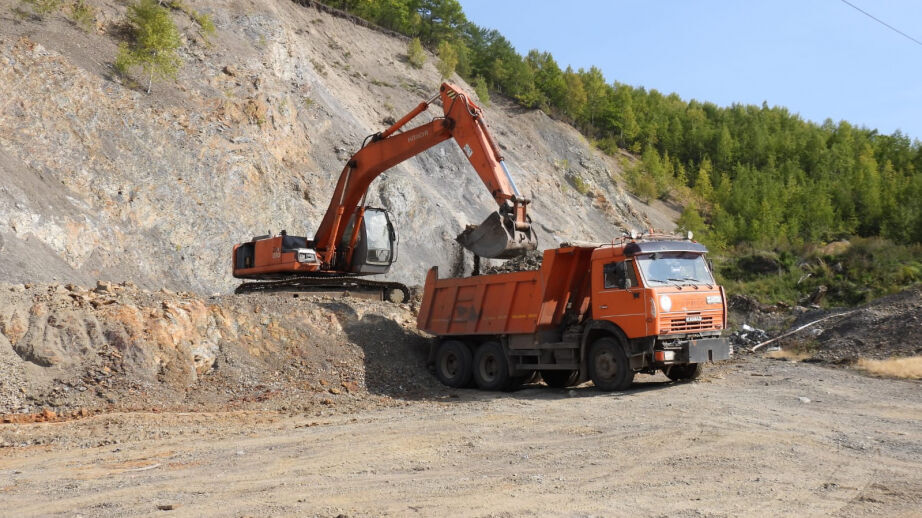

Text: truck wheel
xmin=664 ymin=363 xmax=702 ymax=382
xmin=473 ymin=341 xmax=510 ymax=391
xmin=588 ymin=337 xmax=634 ymax=391
xmin=540 ymin=370 xmax=580 ymax=388
xmin=434 ymin=340 xmax=473 ymax=388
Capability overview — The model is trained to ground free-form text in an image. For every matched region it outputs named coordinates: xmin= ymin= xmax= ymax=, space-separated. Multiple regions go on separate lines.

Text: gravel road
xmin=1 ymin=357 xmax=920 ymax=517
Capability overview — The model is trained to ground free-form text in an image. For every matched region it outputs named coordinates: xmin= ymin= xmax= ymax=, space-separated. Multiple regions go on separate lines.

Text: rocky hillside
xmin=0 ymin=0 xmax=673 ymax=293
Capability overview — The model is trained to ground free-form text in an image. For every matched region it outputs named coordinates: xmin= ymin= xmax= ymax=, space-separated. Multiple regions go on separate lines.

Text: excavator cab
xmin=339 ymin=207 xmax=398 ymax=274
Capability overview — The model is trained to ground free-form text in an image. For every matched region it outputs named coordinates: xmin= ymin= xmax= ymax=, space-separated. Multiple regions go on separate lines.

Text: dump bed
xmin=417 ymin=246 xmax=595 ymax=337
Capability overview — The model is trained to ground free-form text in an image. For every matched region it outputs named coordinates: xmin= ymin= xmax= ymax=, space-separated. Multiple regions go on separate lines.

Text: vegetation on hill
xmin=320 ymin=0 xmax=922 ymax=306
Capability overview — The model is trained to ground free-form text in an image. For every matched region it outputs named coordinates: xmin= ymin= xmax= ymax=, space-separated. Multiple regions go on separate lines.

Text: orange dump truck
xmin=417 ymin=237 xmax=731 ymax=391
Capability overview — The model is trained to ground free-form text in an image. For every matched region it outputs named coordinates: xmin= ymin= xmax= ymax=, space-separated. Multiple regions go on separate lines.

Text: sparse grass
xmin=20 ymin=0 xmax=62 ymax=18
xmin=310 ymin=59 xmax=326 ymax=76
xmin=370 ymin=79 xmax=393 ymax=88
xmin=68 ymin=0 xmax=94 ymax=31
xmin=855 ymin=357 xmax=922 ymax=379
xmin=567 ymin=173 xmax=590 ymax=196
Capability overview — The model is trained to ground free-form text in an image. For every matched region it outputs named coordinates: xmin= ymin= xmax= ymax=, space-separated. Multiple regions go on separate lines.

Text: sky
xmin=459 ymin=0 xmax=922 ymax=141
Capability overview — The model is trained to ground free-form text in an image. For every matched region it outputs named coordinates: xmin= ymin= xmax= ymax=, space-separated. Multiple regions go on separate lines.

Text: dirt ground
xmin=1 ymin=356 xmax=919 ymax=518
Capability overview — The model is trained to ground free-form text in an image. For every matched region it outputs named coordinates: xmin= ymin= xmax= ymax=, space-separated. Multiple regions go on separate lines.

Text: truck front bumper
xmin=654 ymin=337 xmax=731 ymax=365
xmin=685 ymin=337 xmax=731 ymax=363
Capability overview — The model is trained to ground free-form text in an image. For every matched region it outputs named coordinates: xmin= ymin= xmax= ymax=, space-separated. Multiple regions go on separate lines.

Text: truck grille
xmin=667 ymin=315 xmax=715 ymax=332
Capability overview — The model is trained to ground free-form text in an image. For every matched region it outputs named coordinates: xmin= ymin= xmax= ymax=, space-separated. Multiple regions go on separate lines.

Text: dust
xmin=856 ymin=356 xmax=922 ymax=380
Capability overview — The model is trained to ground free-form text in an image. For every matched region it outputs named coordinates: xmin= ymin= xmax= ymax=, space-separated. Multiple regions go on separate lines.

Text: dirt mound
xmin=773 ymin=286 xmax=922 ymax=363
xmin=0 ymin=282 xmax=438 ymax=417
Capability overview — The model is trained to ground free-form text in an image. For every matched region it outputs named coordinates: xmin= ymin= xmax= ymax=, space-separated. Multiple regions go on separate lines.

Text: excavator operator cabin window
xmin=604 ymin=260 xmax=637 ymax=289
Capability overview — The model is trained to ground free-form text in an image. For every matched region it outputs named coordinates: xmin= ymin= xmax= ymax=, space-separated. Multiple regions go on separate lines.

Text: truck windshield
xmin=636 ymin=252 xmax=714 ymax=286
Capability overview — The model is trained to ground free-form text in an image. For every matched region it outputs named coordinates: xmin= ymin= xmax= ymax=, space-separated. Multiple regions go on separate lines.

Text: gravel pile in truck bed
xmin=481 ymin=250 xmax=544 ymax=274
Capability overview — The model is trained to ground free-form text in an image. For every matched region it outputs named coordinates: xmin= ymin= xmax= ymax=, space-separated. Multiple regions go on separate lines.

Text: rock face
xmin=0 ymin=0 xmax=672 ymax=293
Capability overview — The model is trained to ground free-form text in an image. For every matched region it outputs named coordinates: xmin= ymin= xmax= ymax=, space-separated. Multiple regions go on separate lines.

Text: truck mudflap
xmin=686 ymin=337 xmax=731 ymax=363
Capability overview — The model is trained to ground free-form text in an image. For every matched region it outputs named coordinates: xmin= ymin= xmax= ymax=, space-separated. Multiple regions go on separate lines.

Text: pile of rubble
xmin=481 ymin=250 xmax=544 ymax=275
xmin=729 ymin=324 xmax=771 ymax=352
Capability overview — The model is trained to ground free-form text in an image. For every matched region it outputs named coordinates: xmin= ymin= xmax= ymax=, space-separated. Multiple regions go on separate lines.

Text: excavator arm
xmin=314 ymin=82 xmax=536 ymax=269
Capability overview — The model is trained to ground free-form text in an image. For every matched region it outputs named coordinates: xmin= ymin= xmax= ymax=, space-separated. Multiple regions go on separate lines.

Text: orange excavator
xmin=232 ymin=83 xmax=538 ymax=301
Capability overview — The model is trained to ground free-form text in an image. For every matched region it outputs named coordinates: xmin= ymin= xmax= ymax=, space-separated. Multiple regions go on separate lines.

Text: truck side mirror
xmin=623 ymin=278 xmax=632 ymax=289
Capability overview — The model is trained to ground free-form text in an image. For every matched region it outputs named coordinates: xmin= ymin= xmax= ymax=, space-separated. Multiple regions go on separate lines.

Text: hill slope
xmin=0 ymin=0 xmax=673 ymax=293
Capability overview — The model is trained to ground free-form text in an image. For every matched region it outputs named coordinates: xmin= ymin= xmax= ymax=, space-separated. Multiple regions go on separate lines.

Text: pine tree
xmin=693 ymin=158 xmax=714 ymax=201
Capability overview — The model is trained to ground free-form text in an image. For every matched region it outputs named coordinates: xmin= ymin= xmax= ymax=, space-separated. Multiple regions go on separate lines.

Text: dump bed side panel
xmin=417 ymin=267 xmax=541 ymax=336
xmin=534 ymin=247 xmax=594 ymax=330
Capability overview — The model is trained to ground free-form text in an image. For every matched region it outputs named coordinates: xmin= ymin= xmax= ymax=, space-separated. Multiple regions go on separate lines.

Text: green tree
xmin=472 ymin=75 xmax=490 ymax=106
xmin=677 ymin=202 xmax=708 ymax=240
xmin=115 ymin=0 xmax=182 ymax=93
xmin=416 ymin=0 xmax=466 ymax=46
xmin=693 ymin=157 xmax=714 ymax=201
xmin=579 ymin=66 xmax=607 ymax=130
xmin=407 ymin=37 xmax=426 ymax=69
xmin=561 ymin=66 xmax=586 ymax=122
xmin=436 ymin=40 xmax=458 ymax=79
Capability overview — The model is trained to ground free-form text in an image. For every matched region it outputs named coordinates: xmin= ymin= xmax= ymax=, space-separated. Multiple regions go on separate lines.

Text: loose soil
xmin=1 ymin=357 xmax=920 ymax=517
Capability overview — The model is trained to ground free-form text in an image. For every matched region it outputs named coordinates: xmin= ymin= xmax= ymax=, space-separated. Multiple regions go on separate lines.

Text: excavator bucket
xmin=456 ymin=211 xmax=538 ymax=259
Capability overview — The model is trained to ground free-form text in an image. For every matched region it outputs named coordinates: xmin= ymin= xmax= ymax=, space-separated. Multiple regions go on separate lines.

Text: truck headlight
xmin=659 ymin=295 xmax=672 ymax=312
xmin=707 ymin=295 xmax=721 ymax=304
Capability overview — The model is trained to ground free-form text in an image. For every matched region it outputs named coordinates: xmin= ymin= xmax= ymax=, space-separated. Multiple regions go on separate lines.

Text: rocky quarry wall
xmin=0 ymin=0 xmax=673 ymax=294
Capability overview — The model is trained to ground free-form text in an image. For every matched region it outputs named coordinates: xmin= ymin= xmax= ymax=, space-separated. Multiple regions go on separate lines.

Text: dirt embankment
xmin=730 ymin=286 xmax=922 ymax=364
xmin=0 ymin=282 xmax=437 ymax=419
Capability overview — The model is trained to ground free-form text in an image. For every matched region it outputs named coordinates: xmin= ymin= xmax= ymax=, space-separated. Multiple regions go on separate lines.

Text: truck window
xmin=603 ymin=260 xmax=637 ymax=289
xmin=636 ymin=252 xmax=715 ymax=285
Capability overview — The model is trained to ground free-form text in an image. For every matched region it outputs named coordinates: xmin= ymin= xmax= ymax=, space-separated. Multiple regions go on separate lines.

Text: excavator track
xmin=234 ymin=276 xmax=411 ymax=303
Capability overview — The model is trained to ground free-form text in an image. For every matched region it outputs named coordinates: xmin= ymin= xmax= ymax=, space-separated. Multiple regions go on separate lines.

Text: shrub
xmin=436 ymin=40 xmax=457 ymax=79
xmin=407 ymin=37 xmax=425 ymax=69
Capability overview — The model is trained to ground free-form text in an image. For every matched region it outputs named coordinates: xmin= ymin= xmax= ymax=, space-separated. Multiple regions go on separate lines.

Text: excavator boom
xmin=314 ymin=83 xmax=535 ymax=266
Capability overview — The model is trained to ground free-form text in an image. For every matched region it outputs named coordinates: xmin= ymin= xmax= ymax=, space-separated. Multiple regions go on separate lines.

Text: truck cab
xmin=585 ymin=240 xmax=729 ymax=388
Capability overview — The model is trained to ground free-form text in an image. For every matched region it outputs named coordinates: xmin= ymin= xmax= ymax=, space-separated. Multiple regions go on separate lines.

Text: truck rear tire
xmin=664 ymin=363 xmax=702 ymax=381
xmin=540 ymin=369 xmax=580 ymax=388
xmin=473 ymin=341 xmax=510 ymax=391
xmin=588 ymin=337 xmax=634 ymax=391
xmin=434 ymin=340 xmax=473 ymax=388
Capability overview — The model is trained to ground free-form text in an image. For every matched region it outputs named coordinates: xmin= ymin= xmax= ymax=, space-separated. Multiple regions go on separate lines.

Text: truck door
xmin=592 ymin=258 xmax=648 ymax=338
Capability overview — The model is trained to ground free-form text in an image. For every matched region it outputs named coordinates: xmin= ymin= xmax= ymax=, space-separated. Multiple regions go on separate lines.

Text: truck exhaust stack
xmin=456 ymin=211 xmax=538 ymax=259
